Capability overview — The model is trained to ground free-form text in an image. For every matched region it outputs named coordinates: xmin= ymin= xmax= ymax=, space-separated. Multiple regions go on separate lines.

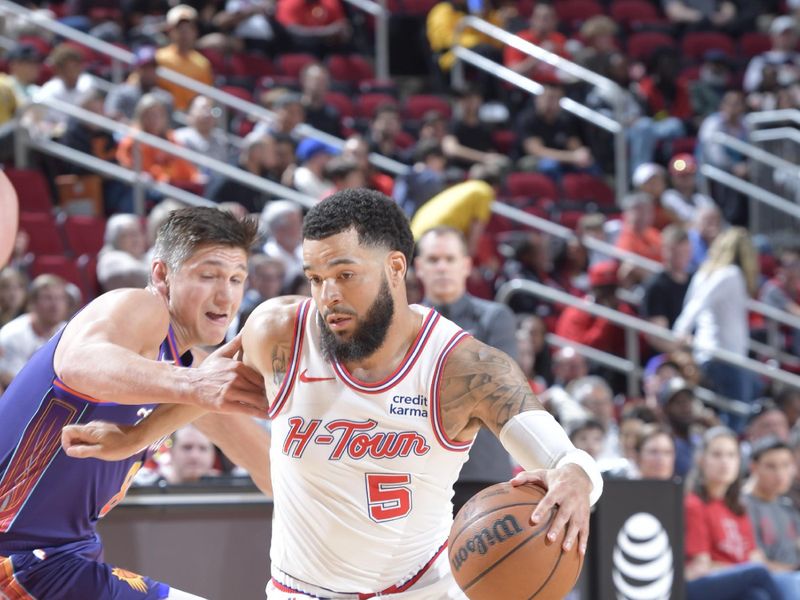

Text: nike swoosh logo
xmin=299 ymin=369 xmax=335 ymax=383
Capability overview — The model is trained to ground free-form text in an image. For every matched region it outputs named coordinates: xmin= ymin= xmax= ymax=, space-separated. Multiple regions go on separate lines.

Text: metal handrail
xmin=451 ymin=15 xmax=628 ymax=201
xmin=0 ymin=0 xmax=408 ymax=177
xmin=340 ymin=0 xmax=389 ymax=80
xmin=496 ymin=278 xmax=800 ymax=397
xmin=710 ymin=131 xmax=800 ymax=183
xmin=750 ymin=127 xmax=800 ymax=146
xmin=701 ymin=164 xmax=800 ymax=221
xmin=745 ymin=109 xmax=800 ymax=129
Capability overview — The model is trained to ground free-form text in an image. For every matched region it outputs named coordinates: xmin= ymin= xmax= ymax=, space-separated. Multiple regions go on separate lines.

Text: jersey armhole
xmin=428 ymin=331 xmax=473 ymax=452
xmin=268 ymin=299 xmax=311 ymax=419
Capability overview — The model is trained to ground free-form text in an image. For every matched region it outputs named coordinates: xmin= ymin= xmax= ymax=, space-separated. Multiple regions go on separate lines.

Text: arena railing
xmin=0 ymin=0 xmax=409 ymax=177
xmin=495 ymin=278 xmax=800 ymax=414
xmin=18 ymin=97 xmax=319 ymax=213
xmin=340 ymin=0 xmax=389 ymax=80
xmin=451 ymin=16 xmax=628 ymax=202
xmin=492 ymin=201 xmax=800 ymax=368
xmin=745 ymin=109 xmax=800 ymax=129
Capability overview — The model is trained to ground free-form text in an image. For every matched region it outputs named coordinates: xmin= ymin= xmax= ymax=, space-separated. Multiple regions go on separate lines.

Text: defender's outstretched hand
xmin=62 ymin=421 xmax=142 ymax=461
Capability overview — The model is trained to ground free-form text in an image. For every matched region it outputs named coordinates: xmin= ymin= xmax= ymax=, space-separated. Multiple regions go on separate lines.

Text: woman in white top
xmin=673 ymin=227 xmax=760 ymax=431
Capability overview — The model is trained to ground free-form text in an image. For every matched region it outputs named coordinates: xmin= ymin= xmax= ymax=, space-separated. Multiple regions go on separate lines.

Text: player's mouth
xmin=205 ymin=311 xmax=228 ymax=325
xmin=326 ymin=314 xmax=352 ymax=330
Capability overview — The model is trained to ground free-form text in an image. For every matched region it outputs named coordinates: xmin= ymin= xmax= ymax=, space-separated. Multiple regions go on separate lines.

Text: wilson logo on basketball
xmin=282 ymin=416 xmax=431 ymax=460
xmin=612 ymin=512 xmax=674 ymax=600
xmin=450 ymin=514 xmax=524 ymax=572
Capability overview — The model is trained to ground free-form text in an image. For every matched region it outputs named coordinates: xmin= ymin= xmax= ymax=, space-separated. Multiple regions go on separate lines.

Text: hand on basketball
xmin=511 ymin=464 xmax=592 ymax=555
xmin=188 ymin=336 xmax=268 ymax=417
xmin=62 ymin=421 xmax=142 ymax=461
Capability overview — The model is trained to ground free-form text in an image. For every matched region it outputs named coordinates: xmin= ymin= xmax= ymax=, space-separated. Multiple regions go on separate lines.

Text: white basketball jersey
xmin=268 ymin=299 xmax=474 ymax=594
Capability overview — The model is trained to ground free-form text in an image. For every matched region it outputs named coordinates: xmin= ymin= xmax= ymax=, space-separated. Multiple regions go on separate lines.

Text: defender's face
xmin=166 ymin=244 xmax=248 ymax=347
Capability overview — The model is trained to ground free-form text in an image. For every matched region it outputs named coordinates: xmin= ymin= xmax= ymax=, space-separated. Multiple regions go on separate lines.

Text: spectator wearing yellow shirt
xmin=410 ymin=163 xmax=500 ymax=255
xmin=0 ymin=44 xmax=42 ymax=125
xmin=156 ymin=4 xmax=214 ymax=111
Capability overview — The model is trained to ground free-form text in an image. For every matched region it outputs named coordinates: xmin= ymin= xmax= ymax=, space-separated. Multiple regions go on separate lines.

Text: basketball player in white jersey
xmin=62 ymin=189 xmax=603 ymax=599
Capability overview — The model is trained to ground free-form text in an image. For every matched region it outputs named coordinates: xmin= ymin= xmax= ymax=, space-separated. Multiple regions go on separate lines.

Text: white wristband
xmin=499 ymin=411 xmax=603 ymax=506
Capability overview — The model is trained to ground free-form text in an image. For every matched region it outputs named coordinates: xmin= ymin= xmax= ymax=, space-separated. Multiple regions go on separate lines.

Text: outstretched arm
xmin=440 ymin=337 xmax=602 ymax=556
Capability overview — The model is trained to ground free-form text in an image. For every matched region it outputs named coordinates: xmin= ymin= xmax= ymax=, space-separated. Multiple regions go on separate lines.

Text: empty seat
xmin=681 ymin=31 xmax=736 ymax=62
xmin=62 ymin=215 xmax=107 ymax=257
xmin=403 ymin=94 xmax=452 ymax=121
xmin=626 ymin=31 xmax=676 ymax=61
xmin=5 ymin=168 xmax=55 ymax=214
xmin=19 ymin=213 xmax=64 ymax=255
xmin=562 ymin=173 xmax=615 ymax=207
xmin=505 ymin=172 xmax=559 ymax=202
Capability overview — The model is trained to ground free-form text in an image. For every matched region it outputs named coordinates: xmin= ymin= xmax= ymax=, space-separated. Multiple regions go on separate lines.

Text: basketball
xmin=448 ymin=482 xmax=584 ymax=600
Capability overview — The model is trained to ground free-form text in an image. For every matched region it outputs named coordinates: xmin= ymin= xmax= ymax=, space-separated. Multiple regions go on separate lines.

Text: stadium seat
xmin=78 ymin=253 xmax=99 ymax=299
xmin=277 ymin=53 xmax=318 ymax=78
xmin=19 ymin=213 xmax=65 ymax=255
xmin=609 ymin=0 xmax=661 ymax=30
xmin=681 ymin=31 xmax=736 ymax=62
xmin=403 ymin=94 xmax=452 ymax=121
xmin=327 ymin=54 xmax=375 ymax=85
xmin=562 ymin=173 xmax=615 ymax=207
xmin=230 ymin=52 xmax=275 ymax=79
xmin=198 ymin=48 xmax=228 ymax=76
xmin=5 ymin=168 xmax=55 ymax=214
xmin=355 ymin=93 xmax=397 ymax=120
xmin=626 ymin=31 xmax=676 ymax=61
xmin=30 ymin=255 xmax=86 ymax=297
xmin=62 ymin=215 xmax=106 ymax=257
xmin=491 ymin=129 xmax=517 ymax=155
xmin=505 ymin=172 xmax=559 ymax=202
xmin=739 ymin=32 xmax=772 ymax=59
xmin=554 ymin=0 xmax=604 ymax=29
xmin=220 ymin=85 xmax=254 ymax=104
xmin=324 ymin=92 xmax=356 ymax=120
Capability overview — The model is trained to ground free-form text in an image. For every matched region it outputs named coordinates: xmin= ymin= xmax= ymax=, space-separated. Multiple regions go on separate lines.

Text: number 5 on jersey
xmin=365 ymin=473 xmax=412 ymax=522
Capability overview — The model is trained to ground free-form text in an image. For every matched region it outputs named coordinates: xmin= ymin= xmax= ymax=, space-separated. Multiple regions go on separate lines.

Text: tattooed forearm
xmin=439 ymin=337 xmax=543 ymax=440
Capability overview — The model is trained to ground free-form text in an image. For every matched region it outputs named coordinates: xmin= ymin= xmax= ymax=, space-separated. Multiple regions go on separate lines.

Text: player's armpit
xmin=439 ymin=336 xmax=544 ymax=440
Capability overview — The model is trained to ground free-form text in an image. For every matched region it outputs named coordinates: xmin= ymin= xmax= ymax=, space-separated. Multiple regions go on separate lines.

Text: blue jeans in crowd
xmin=687 ymin=563 xmax=783 ymax=600
xmin=701 ymin=360 xmax=762 ymax=433
xmin=627 ymin=116 xmax=686 ymax=176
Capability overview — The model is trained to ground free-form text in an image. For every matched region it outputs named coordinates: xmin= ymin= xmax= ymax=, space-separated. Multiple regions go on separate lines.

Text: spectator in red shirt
xmin=503 ymin=3 xmax=570 ymax=83
xmin=636 ymin=47 xmax=692 ymax=122
xmin=276 ymin=0 xmax=351 ymax=56
xmin=615 ymin=192 xmax=663 ymax=265
xmin=554 ymin=261 xmax=637 ymax=357
xmin=684 ymin=426 xmax=782 ymax=600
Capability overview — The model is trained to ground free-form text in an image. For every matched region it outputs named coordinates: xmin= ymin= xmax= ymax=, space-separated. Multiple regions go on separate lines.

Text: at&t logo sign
xmin=612 ymin=512 xmax=673 ymax=600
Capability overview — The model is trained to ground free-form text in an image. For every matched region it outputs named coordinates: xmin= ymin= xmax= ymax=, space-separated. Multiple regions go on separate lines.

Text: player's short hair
xmin=303 ymin=188 xmax=414 ymax=264
xmin=152 ymin=206 xmax=258 ymax=273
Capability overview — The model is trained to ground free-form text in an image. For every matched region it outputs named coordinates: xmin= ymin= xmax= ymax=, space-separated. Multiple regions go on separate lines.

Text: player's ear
xmin=151 ymin=260 xmax=169 ymax=296
xmin=387 ymin=252 xmax=406 ymax=286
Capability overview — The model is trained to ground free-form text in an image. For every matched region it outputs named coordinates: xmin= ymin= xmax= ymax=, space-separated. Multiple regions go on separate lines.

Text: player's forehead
xmin=180 ymin=243 xmax=248 ymax=271
xmin=302 ymin=229 xmax=381 ymax=270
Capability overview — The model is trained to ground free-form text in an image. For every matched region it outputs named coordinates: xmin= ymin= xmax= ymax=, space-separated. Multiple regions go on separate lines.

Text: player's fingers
xmin=511 ymin=469 xmax=546 ymax=487
xmin=64 ymin=443 xmax=102 ymax=459
xmin=224 ymin=385 xmax=269 ymax=408
xmin=578 ymin=519 xmax=590 ymax=555
xmin=225 ymin=401 xmax=269 ymax=418
xmin=545 ymin=504 xmax=571 ymax=543
xmin=531 ymin=492 xmax=556 ymax=525
xmin=212 ymin=335 xmax=243 ymax=358
xmin=233 ymin=363 xmax=267 ymax=388
xmin=561 ymin=514 xmax=581 ymax=552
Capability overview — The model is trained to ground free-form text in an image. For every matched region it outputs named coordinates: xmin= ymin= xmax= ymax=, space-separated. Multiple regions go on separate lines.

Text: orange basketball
xmin=448 ymin=482 xmax=584 ymax=600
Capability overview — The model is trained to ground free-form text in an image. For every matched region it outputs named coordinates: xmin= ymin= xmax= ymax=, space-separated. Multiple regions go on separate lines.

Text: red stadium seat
xmin=403 ymin=94 xmax=451 ymax=120
xmin=609 ymin=0 xmax=661 ymax=29
xmin=5 ymin=168 xmax=55 ymax=214
xmin=62 ymin=215 xmax=106 ymax=257
xmin=739 ymin=32 xmax=772 ymax=59
xmin=626 ymin=31 xmax=675 ymax=61
xmin=78 ymin=253 xmax=99 ymax=299
xmin=327 ymin=54 xmax=375 ymax=84
xmin=505 ymin=172 xmax=559 ymax=202
xmin=30 ymin=255 xmax=87 ymax=298
xmin=198 ymin=48 xmax=228 ymax=76
xmin=220 ymin=85 xmax=254 ymax=104
xmin=324 ymin=91 xmax=355 ymax=120
xmin=554 ymin=0 xmax=604 ymax=29
xmin=230 ymin=52 xmax=275 ymax=79
xmin=355 ymin=93 xmax=397 ymax=120
xmin=562 ymin=173 xmax=615 ymax=207
xmin=681 ymin=31 xmax=735 ymax=62
xmin=19 ymin=213 xmax=65 ymax=255
xmin=491 ymin=129 xmax=517 ymax=155
xmin=277 ymin=53 xmax=318 ymax=78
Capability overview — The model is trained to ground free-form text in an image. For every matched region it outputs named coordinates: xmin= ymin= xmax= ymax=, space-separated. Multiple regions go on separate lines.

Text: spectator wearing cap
xmin=743 ymin=436 xmax=800 ymax=600
xmin=662 ymin=154 xmax=715 ymax=224
xmin=674 ymin=228 xmax=761 ymax=430
xmin=631 ymin=162 xmax=675 ymax=229
xmin=744 ymin=16 xmax=800 ymax=93
xmin=0 ymin=43 xmax=42 ymax=125
xmin=174 ymin=95 xmax=229 ymax=168
xmin=299 ymin=63 xmax=342 ymax=137
xmin=393 ymin=139 xmax=447 ymax=218
xmin=555 ymin=260 xmax=638 ymax=358
xmin=275 ymin=0 xmax=350 ymax=57
xmin=504 ymin=3 xmax=570 ymax=83
xmin=442 ymin=85 xmax=509 ymax=171
xmin=104 ymin=46 xmax=174 ymax=124
xmin=342 ymin=135 xmax=394 ymax=197
xmin=33 ymin=44 xmax=94 ymax=135
xmin=615 ymin=192 xmax=663 ymax=264
xmin=292 ymin=138 xmax=337 ymax=198
xmin=690 ymin=50 xmax=734 ymax=121
xmin=658 ymin=376 xmax=704 ymax=478
xmin=156 ymin=4 xmax=214 ymax=111
xmin=759 ymin=247 xmax=800 ymax=357
xmin=642 ymin=225 xmax=693 ymax=352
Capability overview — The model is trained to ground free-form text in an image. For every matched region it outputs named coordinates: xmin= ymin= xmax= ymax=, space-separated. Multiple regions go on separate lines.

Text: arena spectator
xmin=260 ymin=200 xmax=303 ymax=286
xmin=614 ymin=192 xmax=663 ymax=264
xmin=633 ymin=423 xmax=676 ymax=481
xmin=541 ymin=346 xmax=589 ymax=428
xmin=637 ymin=47 xmax=692 ymax=123
xmin=503 ymin=3 xmax=570 ymax=82
xmin=205 ymin=133 xmax=272 ymax=213
xmin=275 ymin=0 xmax=350 ymax=56
xmin=229 ymin=254 xmax=286 ymax=335
xmin=569 ymin=375 xmax=620 ymax=461
xmin=0 ymin=43 xmax=42 ymax=125
xmin=642 ymin=354 xmax=681 ymax=407
xmin=744 ymin=16 xmax=800 ymax=93
xmin=174 ymin=95 xmax=230 ymax=168
xmin=253 ymin=92 xmax=305 ymax=139
xmin=746 ymin=400 xmax=791 ymax=446
xmin=662 ymin=154 xmax=715 ymax=224
xmin=158 ymin=425 xmax=220 ymax=485
xmin=104 ymin=46 xmax=174 ymax=124
xmin=688 ymin=204 xmax=723 ymax=272
xmin=776 ymin=388 xmax=800 ymax=431
xmin=662 ymin=0 xmax=738 ymax=30
xmin=116 ymin=94 xmax=202 ymax=186
xmin=0 ymin=267 xmax=28 ymax=329
xmin=743 ymin=437 xmax=800 ymax=599
xmin=632 ymin=162 xmax=674 ymax=229
xmin=641 ymin=225 xmax=693 ymax=351
xmin=567 ymin=418 xmax=607 ymax=461
xmin=515 ymin=314 xmax=551 ymax=390
xmin=415 ymin=226 xmax=517 ymax=515
xmin=366 ymin=104 xmax=406 ymax=164
xmin=759 ymin=247 xmax=800 ymax=356
xmin=393 ymin=139 xmax=447 ymax=218
xmin=683 ymin=427 xmax=782 ymax=600
xmin=574 ymin=15 xmax=618 ymax=74
xmin=516 ymin=83 xmax=597 ymax=181
xmin=292 ymin=137 xmax=337 ymax=198
xmin=443 ymin=86 xmax=508 ymax=170
xmin=323 ymin=156 xmax=366 ymax=194
xmin=96 ymin=214 xmax=149 ymax=292
xmin=342 ymin=135 xmax=394 ymax=196
xmin=410 ymin=163 xmax=501 ymax=255
xmin=156 ymin=4 xmax=214 ymax=111
xmin=690 ymin=50 xmax=734 ymax=122
xmin=299 ymin=63 xmax=342 ymax=137
xmin=555 ymin=261 xmax=637 ymax=358
xmin=659 ymin=376 xmax=705 ymax=478
xmin=0 ymin=275 xmax=68 ymax=388
xmin=789 ymin=425 xmax=800 ymax=512
xmin=674 ymin=228 xmax=760 ymax=429
xmin=34 ymin=44 xmax=94 ymax=136
xmin=213 ymin=0 xmax=287 ymax=56
xmin=496 ymin=231 xmax=556 ymax=315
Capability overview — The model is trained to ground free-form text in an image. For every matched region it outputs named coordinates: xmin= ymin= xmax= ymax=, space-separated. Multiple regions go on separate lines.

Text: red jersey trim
xmin=333 ymin=309 xmax=440 ymax=394
xmin=268 ymin=299 xmax=311 ymax=419
xmin=430 ymin=331 xmax=473 ymax=452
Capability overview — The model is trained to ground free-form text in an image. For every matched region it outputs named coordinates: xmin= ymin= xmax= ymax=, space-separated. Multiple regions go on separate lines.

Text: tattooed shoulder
xmin=439 ymin=337 xmax=542 ymax=438
xmin=270 ymin=341 xmax=292 ymax=387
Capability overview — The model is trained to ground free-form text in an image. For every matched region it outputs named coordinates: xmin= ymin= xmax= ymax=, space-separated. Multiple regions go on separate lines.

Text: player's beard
xmin=319 ymin=275 xmax=394 ymax=363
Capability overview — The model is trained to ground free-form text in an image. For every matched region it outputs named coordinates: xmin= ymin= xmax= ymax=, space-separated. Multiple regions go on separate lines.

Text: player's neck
xmin=341 ymin=306 xmax=423 ymax=382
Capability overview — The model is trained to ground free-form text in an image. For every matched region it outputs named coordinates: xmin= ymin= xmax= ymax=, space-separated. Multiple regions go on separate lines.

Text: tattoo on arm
xmin=271 ymin=342 xmax=291 ymax=387
xmin=440 ymin=340 xmax=542 ymax=437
